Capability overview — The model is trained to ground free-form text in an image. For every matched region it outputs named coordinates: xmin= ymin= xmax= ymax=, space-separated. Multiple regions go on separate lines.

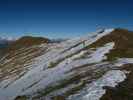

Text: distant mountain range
xmin=0 ymin=28 xmax=133 ymax=100
xmin=0 ymin=37 xmax=12 ymax=47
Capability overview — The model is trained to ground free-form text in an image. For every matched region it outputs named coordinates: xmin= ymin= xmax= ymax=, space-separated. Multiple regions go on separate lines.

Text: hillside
xmin=0 ymin=36 xmax=50 ymax=58
xmin=7 ymin=36 xmax=50 ymax=50
xmin=0 ymin=29 xmax=133 ymax=100
xmin=89 ymin=28 xmax=133 ymax=60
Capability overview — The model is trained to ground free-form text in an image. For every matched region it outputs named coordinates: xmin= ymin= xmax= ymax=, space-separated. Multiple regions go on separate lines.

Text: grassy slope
xmin=88 ymin=28 xmax=133 ymax=100
xmin=88 ymin=28 xmax=133 ymax=60
xmin=0 ymin=36 xmax=50 ymax=58
xmin=7 ymin=36 xmax=50 ymax=51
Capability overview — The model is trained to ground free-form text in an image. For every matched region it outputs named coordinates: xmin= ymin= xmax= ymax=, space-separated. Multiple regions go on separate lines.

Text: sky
xmin=0 ymin=0 xmax=133 ymax=39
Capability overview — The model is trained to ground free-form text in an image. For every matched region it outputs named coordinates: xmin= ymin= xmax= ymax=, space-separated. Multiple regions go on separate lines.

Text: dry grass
xmin=88 ymin=28 xmax=133 ymax=61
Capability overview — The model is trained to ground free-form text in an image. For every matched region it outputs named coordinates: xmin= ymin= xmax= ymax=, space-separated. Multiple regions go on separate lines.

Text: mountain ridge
xmin=89 ymin=28 xmax=133 ymax=60
xmin=0 ymin=28 xmax=133 ymax=100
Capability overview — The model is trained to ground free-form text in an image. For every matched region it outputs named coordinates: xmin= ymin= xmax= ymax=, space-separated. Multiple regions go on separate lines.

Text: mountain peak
xmin=7 ymin=36 xmax=50 ymax=51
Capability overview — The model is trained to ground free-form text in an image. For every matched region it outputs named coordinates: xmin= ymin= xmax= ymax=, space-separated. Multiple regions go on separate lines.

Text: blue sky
xmin=0 ymin=0 xmax=133 ymax=39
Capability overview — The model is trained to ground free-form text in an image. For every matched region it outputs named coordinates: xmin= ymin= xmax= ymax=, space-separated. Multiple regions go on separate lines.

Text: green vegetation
xmin=52 ymin=95 xmax=65 ymax=100
xmin=63 ymin=80 xmax=86 ymax=97
xmin=48 ymin=59 xmax=64 ymax=68
xmin=48 ymin=61 xmax=58 ymax=68
xmin=14 ymin=95 xmax=29 ymax=100
xmin=51 ymin=80 xmax=85 ymax=100
xmin=34 ymin=75 xmax=83 ymax=98
xmin=106 ymin=49 xmax=133 ymax=61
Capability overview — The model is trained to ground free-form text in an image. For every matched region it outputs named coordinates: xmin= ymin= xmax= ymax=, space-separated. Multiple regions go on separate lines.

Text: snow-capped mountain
xmin=0 ymin=28 xmax=133 ymax=100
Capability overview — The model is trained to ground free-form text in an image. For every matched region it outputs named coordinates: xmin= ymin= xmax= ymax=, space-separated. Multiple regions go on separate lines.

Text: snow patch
xmin=115 ymin=58 xmax=133 ymax=67
xmin=68 ymin=70 xmax=126 ymax=100
xmin=89 ymin=42 xmax=114 ymax=62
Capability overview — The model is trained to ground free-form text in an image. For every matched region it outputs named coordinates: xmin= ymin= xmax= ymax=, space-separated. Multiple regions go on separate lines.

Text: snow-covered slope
xmin=0 ymin=29 xmax=133 ymax=100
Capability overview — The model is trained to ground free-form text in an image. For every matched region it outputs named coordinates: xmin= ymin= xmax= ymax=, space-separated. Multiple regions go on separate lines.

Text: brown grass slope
xmin=88 ymin=28 xmax=133 ymax=60
xmin=7 ymin=36 xmax=50 ymax=51
xmin=0 ymin=36 xmax=49 ymax=88
xmin=0 ymin=36 xmax=50 ymax=58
